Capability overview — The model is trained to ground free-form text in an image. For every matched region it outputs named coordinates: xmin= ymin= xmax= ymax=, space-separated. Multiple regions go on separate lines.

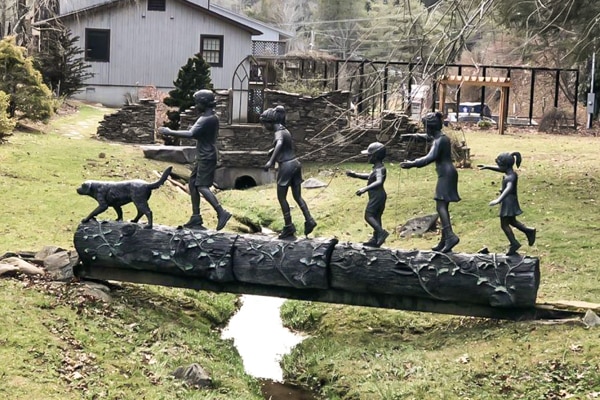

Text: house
xmin=34 ymin=0 xmax=269 ymax=116
xmin=209 ymin=3 xmax=293 ymax=58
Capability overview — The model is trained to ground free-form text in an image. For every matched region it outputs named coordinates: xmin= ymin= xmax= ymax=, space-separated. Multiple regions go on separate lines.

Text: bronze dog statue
xmin=77 ymin=166 xmax=172 ymax=229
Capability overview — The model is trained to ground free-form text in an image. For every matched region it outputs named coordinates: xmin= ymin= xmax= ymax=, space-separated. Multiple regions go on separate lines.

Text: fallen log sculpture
xmin=74 ymin=220 xmax=541 ymax=320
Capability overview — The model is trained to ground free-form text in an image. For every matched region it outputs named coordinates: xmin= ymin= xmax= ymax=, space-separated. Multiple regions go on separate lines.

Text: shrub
xmin=0 ymin=91 xmax=16 ymax=142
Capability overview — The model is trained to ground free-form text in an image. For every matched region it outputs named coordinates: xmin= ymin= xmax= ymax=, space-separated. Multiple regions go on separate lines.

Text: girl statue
xmin=478 ymin=152 xmax=536 ymax=255
xmin=400 ymin=111 xmax=461 ymax=253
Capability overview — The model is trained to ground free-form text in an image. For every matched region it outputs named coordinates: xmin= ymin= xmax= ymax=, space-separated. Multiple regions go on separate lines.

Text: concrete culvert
xmin=234 ymin=176 xmax=257 ymax=190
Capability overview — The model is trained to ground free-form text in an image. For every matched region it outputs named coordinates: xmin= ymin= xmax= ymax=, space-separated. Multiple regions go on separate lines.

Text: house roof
xmin=33 ymin=0 xmax=263 ymax=35
xmin=209 ymin=3 xmax=293 ymax=39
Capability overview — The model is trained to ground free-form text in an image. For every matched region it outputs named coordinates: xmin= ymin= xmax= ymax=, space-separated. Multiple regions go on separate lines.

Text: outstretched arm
xmin=158 ymin=126 xmax=194 ymax=139
xmin=346 ymin=170 xmax=370 ymax=180
xmin=401 ymin=138 xmax=440 ymax=169
xmin=478 ymin=164 xmax=503 ymax=172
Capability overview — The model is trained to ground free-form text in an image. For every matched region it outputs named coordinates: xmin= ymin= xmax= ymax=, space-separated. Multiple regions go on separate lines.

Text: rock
xmin=0 ymin=257 xmax=45 ymax=276
xmin=43 ymin=250 xmax=78 ymax=281
xmin=583 ymin=310 xmax=600 ymax=328
xmin=397 ymin=214 xmax=438 ymax=237
xmin=35 ymin=245 xmax=66 ymax=261
xmin=302 ymin=177 xmax=328 ymax=189
xmin=0 ymin=264 xmax=19 ymax=276
xmin=80 ymin=285 xmax=112 ymax=303
xmin=141 ymin=145 xmax=196 ymax=164
xmin=172 ymin=363 xmax=212 ymax=388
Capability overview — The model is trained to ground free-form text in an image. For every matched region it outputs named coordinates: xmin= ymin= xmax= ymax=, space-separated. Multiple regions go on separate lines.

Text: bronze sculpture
xmin=400 ymin=111 xmax=460 ymax=253
xmin=158 ymin=89 xmax=231 ymax=231
xmin=260 ymin=105 xmax=317 ymax=239
xmin=478 ymin=152 xmax=536 ymax=255
xmin=346 ymin=142 xmax=389 ymax=247
xmin=77 ymin=166 xmax=172 ymax=229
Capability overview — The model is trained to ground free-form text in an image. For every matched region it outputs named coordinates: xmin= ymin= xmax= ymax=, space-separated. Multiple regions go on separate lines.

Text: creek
xmin=221 ymin=294 xmax=318 ymax=400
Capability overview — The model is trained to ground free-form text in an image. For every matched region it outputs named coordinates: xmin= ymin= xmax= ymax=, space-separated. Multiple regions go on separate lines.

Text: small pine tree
xmin=0 ymin=36 xmax=54 ymax=121
xmin=34 ymin=24 xmax=94 ymax=98
xmin=163 ymin=53 xmax=213 ymax=131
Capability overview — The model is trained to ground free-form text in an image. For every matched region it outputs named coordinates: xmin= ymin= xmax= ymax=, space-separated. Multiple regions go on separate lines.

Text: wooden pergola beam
xmin=438 ymin=75 xmax=512 ymax=134
xmin=440 ymin=75 xmax=512 ymax=88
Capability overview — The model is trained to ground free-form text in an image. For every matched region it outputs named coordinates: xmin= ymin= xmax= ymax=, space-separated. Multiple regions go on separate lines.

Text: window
xmin=201 ymin=35 xmax=223 ymax=67
xmin=147 ymin=0 xmax=165 ymax=11
xmin=85 ymin=29 xmax=110 ymax=62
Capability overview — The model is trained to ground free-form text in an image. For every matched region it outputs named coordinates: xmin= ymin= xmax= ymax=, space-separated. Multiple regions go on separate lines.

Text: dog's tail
xmin=149 ymin=166 xmax=173 ymax=189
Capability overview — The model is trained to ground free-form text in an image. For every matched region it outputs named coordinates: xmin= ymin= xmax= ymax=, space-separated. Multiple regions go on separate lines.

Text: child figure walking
xmin=346 ymin=142 xmax=389 ymax=247
xmin=260 ymin=105 xmax=317 ymax=239
xmin=478 ymin=151 xmax=536 ymax=255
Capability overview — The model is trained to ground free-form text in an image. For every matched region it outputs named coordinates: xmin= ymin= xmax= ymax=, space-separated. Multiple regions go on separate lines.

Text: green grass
xmin=2 ymin=105 xmax=600 ymax=399
xmin=0 ymin=104 xmax=263 ymax=399
xmin=273 ymin=129 xmax=600 ymax=399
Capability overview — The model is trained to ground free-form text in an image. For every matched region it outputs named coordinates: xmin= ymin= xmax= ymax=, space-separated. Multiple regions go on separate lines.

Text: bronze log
xmin=74 ymin=221 xmax=540 ymax=310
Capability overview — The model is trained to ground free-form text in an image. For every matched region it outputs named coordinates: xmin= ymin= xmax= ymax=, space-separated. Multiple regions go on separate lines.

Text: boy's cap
xmin=361 ymin=142 xmax=385 ymax=155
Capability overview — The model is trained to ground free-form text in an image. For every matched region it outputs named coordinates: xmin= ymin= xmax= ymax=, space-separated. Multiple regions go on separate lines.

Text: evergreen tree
xmin=0 ymin=36 xmax=54 ymax=121
xmin=0 ymin=91 xmax=17 ymax=142
xmin=34 ymin=24 xmax=94 ymax=98
xmin=163 ymin=53 xmax=213 ymax=130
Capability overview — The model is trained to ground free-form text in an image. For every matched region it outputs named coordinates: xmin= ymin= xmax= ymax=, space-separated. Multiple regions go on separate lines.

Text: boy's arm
xmin=346 ymin=170 xmax=370 ymax=180
xmin=356 ymin=167 xmax=385 ymax=195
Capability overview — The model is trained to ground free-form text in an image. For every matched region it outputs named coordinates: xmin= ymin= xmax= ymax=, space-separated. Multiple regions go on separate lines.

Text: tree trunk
xmin=74 ymin=221 xmax=540 ymax=310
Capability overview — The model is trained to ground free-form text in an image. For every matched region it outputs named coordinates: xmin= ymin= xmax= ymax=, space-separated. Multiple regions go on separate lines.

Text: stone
xmin=35 ymin=245 xmax=66 ymax=261
xmin=43 ymin=250 xmax=78 ymax=281
xmin=0 ymin=257 xmax=45 ymax=276
xmin=302 ymin=178 xmax=328 ymax=189
xmin=583 ymin=310 xmax=600 ymax=328
xmin=0 ymin=264 xmax=18 ymax=276
xmin=141 ymin=145 xmax=196 ymax=164
xmin=172 ymin=363 xmax=212 ymax=388
xmin=397 ymin=214 xmax=438 ymax=237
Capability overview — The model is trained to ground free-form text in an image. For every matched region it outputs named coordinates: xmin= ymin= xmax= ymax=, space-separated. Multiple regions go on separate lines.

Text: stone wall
xmin=97 ymin=99 xmax=157 ymax=144
xmin=98 ymin=90 xmax=428 ymax=163
xmin=181 ymin=89 xmax=426 ymax=163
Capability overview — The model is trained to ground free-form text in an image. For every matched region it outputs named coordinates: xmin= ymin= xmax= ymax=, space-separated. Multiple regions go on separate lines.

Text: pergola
xmin=438 ymin=75 xmax=512 ymax=134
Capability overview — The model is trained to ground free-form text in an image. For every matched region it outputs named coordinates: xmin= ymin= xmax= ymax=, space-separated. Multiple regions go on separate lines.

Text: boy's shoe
xmin=184 ymin=215 xmax=206 ymax=230
xmin=216 ymin=210 xmax=232 ymax=231
xmin=304 ymin=219 xmax=317 ymax=236
xmin=278 ymin=224 xmax=297 ymax=240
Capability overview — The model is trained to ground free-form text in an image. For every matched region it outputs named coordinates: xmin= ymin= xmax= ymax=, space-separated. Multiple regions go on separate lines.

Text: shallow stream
xmin=221 ymin=295 xmax=318 ymax=399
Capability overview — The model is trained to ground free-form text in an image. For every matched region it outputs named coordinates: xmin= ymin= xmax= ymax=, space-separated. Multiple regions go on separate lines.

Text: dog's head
xmin=76 ymin=181 xmax=94 ymax=196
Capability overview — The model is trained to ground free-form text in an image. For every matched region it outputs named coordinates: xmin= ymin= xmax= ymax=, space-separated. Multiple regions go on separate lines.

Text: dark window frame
xmin=147 ymin=0 xmax=166 ymax=11
xmin=201 ymin=35 xmax=224 ymax=67
xmin=85 ymin=28 xmax=110 ymax=62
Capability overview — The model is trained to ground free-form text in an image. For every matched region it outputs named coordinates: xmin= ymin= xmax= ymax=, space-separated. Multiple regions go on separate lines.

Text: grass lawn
xmin=1 ymin=103 xmax=600 ymax=399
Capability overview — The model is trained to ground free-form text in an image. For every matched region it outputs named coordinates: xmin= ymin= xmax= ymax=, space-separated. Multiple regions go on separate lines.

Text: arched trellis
xmin=231 ymin=55 xmax=269 ymax=124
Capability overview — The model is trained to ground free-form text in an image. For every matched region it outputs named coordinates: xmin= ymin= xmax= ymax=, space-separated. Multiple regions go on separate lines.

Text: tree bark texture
xmin=74 ymin=221 xmax=540 ymax=308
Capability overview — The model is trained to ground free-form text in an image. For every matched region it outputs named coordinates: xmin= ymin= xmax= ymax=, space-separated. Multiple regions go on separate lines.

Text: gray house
xmin=35 ymin=0 xmax=268 ymax=116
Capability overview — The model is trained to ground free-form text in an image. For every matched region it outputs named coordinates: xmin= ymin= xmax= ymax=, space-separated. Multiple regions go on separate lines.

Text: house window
xmin=85 ymin=29 xmax=110 ymax=62
xmin=201 ymin=35 xmax=223 ymax=67
xmin=148 ymin=0 xmax=166 ymax=11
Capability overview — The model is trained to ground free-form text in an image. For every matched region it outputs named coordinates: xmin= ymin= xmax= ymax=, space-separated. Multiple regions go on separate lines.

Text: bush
xmin=0 ymin=91 xmax=16 ymax=142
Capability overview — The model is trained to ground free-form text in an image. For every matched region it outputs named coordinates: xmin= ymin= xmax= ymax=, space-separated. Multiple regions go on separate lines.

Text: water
xmin=221 ymin=294 xmax=306 ymax=382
